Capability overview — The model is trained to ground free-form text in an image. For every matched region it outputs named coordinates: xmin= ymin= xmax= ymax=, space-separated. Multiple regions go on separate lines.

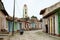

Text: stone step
xmin=0 ymin=34 xmax=9 ymax=36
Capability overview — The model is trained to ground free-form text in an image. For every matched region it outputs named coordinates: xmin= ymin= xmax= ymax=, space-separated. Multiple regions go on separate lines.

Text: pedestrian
xmin=20 ymin=29 xmax=24 ymax=35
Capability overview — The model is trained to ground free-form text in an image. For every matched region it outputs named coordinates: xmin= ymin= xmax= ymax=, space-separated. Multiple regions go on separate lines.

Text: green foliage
xmin=31 ymin=16 xmax=37 ymax=19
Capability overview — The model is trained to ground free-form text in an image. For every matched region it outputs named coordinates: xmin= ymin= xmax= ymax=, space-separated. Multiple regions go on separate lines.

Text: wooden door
xmin=53 ymin=16 xmax=55 ymax=35
xmin=50 ymin=17 xmax=52 ymax=34
xmin=20 ymin=23 xmax=22 ymax=29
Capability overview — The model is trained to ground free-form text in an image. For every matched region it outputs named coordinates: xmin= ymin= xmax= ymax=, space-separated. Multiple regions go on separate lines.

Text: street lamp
xmin=12 ymin=0 xmax=15 ymax=36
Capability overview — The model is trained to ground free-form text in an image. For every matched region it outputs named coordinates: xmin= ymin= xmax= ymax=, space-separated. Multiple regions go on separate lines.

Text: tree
xmin=31 ymin=16 xmax=37 ymax=19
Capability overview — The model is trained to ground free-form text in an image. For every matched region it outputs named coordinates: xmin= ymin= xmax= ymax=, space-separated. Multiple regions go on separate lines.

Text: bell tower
xmin=23 ymin=4 xmax=28 ymax=18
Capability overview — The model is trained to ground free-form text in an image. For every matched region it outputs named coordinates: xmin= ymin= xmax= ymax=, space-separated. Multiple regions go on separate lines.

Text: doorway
xmin=20 ymin=23 xmax=22 ymax=30
xmin=45 ymin=25 xmax=48 ymax=33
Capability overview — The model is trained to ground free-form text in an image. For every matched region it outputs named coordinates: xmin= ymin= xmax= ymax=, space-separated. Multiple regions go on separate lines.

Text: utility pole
xmin=12 ymin=0 xmax=15 ymax=36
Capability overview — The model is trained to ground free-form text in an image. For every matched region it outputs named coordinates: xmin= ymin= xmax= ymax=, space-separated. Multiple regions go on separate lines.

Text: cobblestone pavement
xmin=9 ymin=30 xmax=60 ymax=40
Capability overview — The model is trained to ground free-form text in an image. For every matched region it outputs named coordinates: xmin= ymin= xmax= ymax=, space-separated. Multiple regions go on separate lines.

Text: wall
xmin=14 ymin=22 xmax=18 ymax=31
xmin=8 ymin=21 xmax=13 ymax=32
xmin=42 ymin=19 xmax=46 ymax=32
xmin=55 ymin=14 xmax=58 ymax=35
xmin=0 ymin=11 xmax=7 ymax=31
xmin=55 ymin=9 xmax=60 ymax=35
xmin=22 ymin=22 xmax=25 ymax=29
xmin=58 ymin=11 xmax=60 ymax=34
xmin=39 ymin=22 xmax=42 ymax=29
xmin=36 ymin=22 xmax=40 ymax=29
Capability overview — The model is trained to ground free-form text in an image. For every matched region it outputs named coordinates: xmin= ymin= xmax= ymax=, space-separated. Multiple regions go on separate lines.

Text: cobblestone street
xmin=9 ymin=30 xmax=60 ymax=40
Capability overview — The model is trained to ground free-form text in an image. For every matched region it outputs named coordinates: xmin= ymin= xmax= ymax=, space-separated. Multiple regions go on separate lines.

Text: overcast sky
xmin=2 ymin=0 xmax=60 ymax=19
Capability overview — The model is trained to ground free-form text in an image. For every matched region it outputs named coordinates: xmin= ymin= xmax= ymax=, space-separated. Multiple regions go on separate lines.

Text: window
xmin=31 ymin=22 xmax=35 ymax=28
xmin=20 ymin=23 xmax=22 ymax=29
xmin=25 ymin=12 xmax=27 ymax=14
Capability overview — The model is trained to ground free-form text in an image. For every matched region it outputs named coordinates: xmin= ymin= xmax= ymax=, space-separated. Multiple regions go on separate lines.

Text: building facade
xmin=40 ymin=2 xmax=60 ymax=36
xmin=0 ymin=0 xmax=9 ymax=33
xmin=0 ymin=0 xmax=9 ymax=40
xmin=6 ymin=16 xmax=21 ymax=32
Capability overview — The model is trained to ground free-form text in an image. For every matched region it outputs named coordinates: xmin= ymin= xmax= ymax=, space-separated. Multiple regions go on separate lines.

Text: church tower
xmin=23 ymin=4 xmax=28 ymax=18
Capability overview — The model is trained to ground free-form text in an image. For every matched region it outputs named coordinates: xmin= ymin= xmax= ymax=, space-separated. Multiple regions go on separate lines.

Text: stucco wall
xmin=22 ymin=22 xmax=25 ymax=29
xmin=42 ymin=19 xmax=46 ymax=32
xmin=38 ymin=22 xmax=42 ymax=29
xmin=0 ymin=11 xmax=7 ymax=31
xmin=57 ymin=11 xmax=60 ymax=34
xmin=55 ymin=14 xmax=58 ymax=35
